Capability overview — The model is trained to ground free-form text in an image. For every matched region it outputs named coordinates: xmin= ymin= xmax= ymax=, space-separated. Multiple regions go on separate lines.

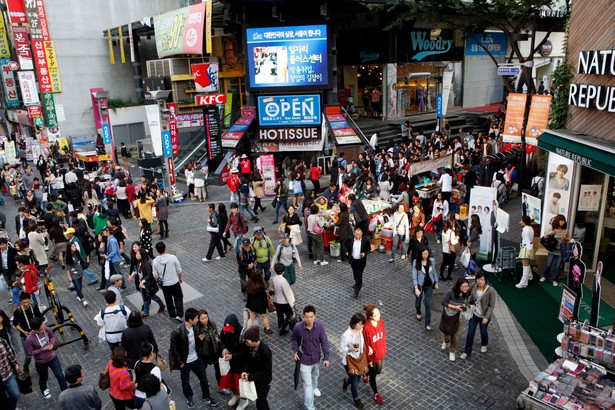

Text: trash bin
xmin=330 ymin=241 xmax=341 ymax=257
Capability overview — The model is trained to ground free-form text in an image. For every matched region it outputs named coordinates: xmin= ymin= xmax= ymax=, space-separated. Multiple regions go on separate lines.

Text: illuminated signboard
xmin=245 ymin=24 xmax=329 ymax=91
xmin=257 ymin=95 xmax=321 ymax=127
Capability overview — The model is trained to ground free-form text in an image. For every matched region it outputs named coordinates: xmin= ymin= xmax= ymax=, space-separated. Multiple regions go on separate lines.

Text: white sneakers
xmin=460 ymin=353 xmax=468 ymax=359
xmin=320 ymin=261 xmax=329 ymax=266
xmin=449 ymin=352 xmax=455 ymax=361
xmin=515 ymin=284 xmax=527 ymax=289
xmin=202 ymin=257 xmax=212 ymax=262
xmin=228 ymin=395 xmax=240 ymax=406
xmin=83 ymin=300 xmax=88 ymax=306
xmin=43 ymin=389 xmax=51 ymax=399
xmin=480 ymin=346 xmax=488 ymax=353
xmin=441 ymin=342 xmax=448 ymax=351
xmin=313 ymin=388 xmax=322 ymax=397
xmin=539 ymin=277 xmax=547 ymax=282
xmin=314 ymin=260 xmax=320 ymax=265
xmin=237 ymin=399 xmax=250 ymax=410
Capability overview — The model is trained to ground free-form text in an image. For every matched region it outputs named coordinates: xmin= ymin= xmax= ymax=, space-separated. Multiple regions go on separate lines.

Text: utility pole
xmin=520 ymin=13 xmax=537 ymax=193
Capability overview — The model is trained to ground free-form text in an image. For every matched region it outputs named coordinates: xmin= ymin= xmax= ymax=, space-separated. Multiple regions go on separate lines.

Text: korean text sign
xmin=246 ymin=25 xmax=329 ymax=90
xmin=465 ymin=32 xmax=507 ymax=56
xmin=154 ymin=3 xmax=205 ymax=58
xmin=258 ymin=95 xmax=321 ymax=127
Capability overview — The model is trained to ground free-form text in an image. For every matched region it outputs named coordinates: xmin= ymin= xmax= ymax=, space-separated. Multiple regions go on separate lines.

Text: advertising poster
xmin=496 ymin=209 xmax=510 ymax=234
xmin=257 ymin=154 xmax=277 ymax=196
xmin=559 ymin=285 xmax=576 ymax=323
xmin=213 ymin=35 xmax=244 ymax=77
xmin=541 ymin=153 xmax=575 ymax=235
xmin=192 ymin=63 xmax=219 ymax=92
xmin=44 ymin=41 xmax=62 ymax=93
xmin=578 ymin=184 xmax=602 ymax=212
xmin=32 ymin=40 xmax=51 ymax=93
xmin=386 ymin=63 xmax=398 ymax=120
xmin=521 ymin=193 xmax=542 ymax=223
xmin=468 ymin=186 xmax=497 ymax=259
xmin=502 ymin=93 xmax=527 ymax=143
xmin=167 ymin=103 xmax=179 ymax=155
xmin=13 ymin=26 xmax=33 ymax=70
xmin=221 ymin=108 xmax=254 ymax=148
xmin=255 ymin=127 xmax=324 ymax=153
xmin=145 ymin=105 xmax=163 ymax=156
xmin=0 ymin=14 xmax=11 ymax=57
xmin=154 ymin=3 xmax=206 ymax=58
xmin=258 ymin=95 xmax=321 ymax=126
xmin=4 ymin=141 xmax=16 ymax=164
xmin=7 ymin=0 xmax=27 ymax=24
xmin=465 ymin=32 xmax=507 ymax=56
xmin=246 ymin=24 xmax=328 ymax=89
xmin=525 ymin=94 xmax=552 ymax=145
xmin=17 ymin=71 xmax=40 ymax=106
xmin=326 ymin=113 xmax=360 ymax=145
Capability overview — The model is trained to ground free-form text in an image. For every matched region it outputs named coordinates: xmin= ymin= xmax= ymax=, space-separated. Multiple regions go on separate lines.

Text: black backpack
xmin=530 ymin=177 xmax=543 ymax=197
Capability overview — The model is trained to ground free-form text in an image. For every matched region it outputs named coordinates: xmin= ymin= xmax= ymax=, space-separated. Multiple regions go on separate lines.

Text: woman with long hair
xmin=106 ymin=346 xmax=135 ymax=409
xmin=120 ymin=311 xmax=158 ymax=369
xmin=541 ymin=214 xmax=569 ymax=286
xmin=467 ymin=214 xmax=482 ymax=259
xmin=362 ymin=305 xmax=387 ymax=406
xmin=461 ymin=271 xmax=496 ymax=359
xmin=136 ymin=192 xmax=155 ymax=229
xmin=195 ymin=310 xmax=221 ymax=387
xmin=412 ymin=248 xmax=439 ymax=331
xmin=307 ymin=205 xmax=327 ymax=266
xmin=154 ymin=189 xmax=169 ymax=239
xmin=245 ymin=270 xmax=272 ymax=334
xmin=335 ymin=202 xmax=353 ymax=262
xmin=390 ymin=203 xmax=410 ymax=263
xmin=440 ymin=219 xmax=460 ymax=281
xmin=65 ymin=242 xmax=88 ymax=307
xmin=431 ymin=192 xmax=449 ymax=243
xmin=139 ymin=218 xmax=152 ymax=255
xmin=516 ymin=215 xmax=534 ymax=288
xmin=439 ymin=278 xmax=470 ymax=361
xmin=341 ymin=312 xmax=367 ymax=409
xmin=82 ymin=182 xmax=100 ymax=208
xmin=130 ymin=248 xmax=165 ymax=318
xmin=251 ymin=170 xmax=266 ymax=213
xmin=0 ymin=308 xmax=17 ymax=352
xmin=280 ymin=204 xmax=302 ymax=240
xmin=409 ymin=204 xmax=425 ymax=237
xmin=218 ymin=203 xmax=233 ymax=253
xmin=408 ymin=226 xmax=429 ymax=263
xmin=185 ymin=163 xmax=195 ymax=200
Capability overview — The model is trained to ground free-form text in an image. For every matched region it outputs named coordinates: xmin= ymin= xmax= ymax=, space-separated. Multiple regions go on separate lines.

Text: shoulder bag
xmin=156 ymin=353 xmax=168 ymax=372
xmin=461 ymin=285 xmax=490 ymax=321
xmin=347 ymin=352 xmax=369 ymax=376
xmin=540 ymin=235 xmax=558 ymax=252
xmin=98 ymin=369 xmax=110 ymax=390
xmin=449 ymin=233 xmax=462 ymax=253
xmin=157 ymin=264 xmax=167 ymax=288
xmin=266 ymin=292 xmax=276 ymax=312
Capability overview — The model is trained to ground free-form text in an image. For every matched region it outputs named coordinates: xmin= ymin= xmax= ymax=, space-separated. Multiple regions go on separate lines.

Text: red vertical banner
xmin=13 ymin=26 xmax=33 ymax=70
xmin=167 ymin=157 xmax=176 ymax=185
xmin=36 ymin=0 xmax=50 ymax=41
xmin=6 ymin=0 xmax=27 ymax=23
xmin=32 ymin=40 xmax=51 ymax=92
xmin=168 ymin=102 xmax=179 ymax=155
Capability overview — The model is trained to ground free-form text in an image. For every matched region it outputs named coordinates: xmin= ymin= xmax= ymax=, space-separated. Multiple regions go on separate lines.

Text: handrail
xmin=341 ymin=106 xmax=375 ymax=157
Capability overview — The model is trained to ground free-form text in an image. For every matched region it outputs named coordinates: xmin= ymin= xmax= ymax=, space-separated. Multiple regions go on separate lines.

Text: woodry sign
xmin=568 ymin=50 xmax=615 ymax=112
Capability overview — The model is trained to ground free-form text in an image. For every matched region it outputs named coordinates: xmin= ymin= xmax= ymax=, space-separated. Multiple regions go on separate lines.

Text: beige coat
xmin=252 ymin=180 xmax=265 ymax=198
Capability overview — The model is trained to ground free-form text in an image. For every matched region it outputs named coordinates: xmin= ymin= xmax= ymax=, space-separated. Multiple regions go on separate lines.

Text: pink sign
xmin=90 ymin=87 xmax=104 ymax=129
xmin=327 ymin=114 xmax=346 ymax=122
xmin=333 ymin=128 xmax=357 ymax=137
xmin=258 ymin=154 xmax=277 ymax=196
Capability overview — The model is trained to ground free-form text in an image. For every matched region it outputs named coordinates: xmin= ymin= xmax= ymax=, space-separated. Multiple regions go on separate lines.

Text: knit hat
xmin=243 ymin=326 xmax=260 ymax=342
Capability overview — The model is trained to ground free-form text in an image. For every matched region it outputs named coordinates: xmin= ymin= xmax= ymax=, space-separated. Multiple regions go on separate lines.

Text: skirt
xmin=519 ymin=246 xmax=534 ymax=260
xmin=439 ymin=311 xmax=461 ymax=336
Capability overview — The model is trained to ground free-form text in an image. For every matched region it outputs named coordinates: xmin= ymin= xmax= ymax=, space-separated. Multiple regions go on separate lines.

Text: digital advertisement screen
xmin=245 ymin=24 xmax=329 ymax=91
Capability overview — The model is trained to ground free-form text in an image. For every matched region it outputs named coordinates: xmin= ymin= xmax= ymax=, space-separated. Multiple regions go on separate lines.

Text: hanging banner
xmin=36 ymin=0 xmax=50 ymax=41
xmin=386 ymin=63 xmax=398 ymax=120
xmin=162 ymin=130 xmax=172 ymax=158
xmin=540 ymin=153 xmax=575 ymax=235
xmin=1 ymin=58 xmax=19 ymax=107
xmin=525 ymin=94 xmax=552 ymax=146
xmin=204 ymin=106 xmax=221 ymax=159
xmin=13 ymin=26 xmax=33 ymax=70
xmin=441 ymin=71 xmax=454 ymax=116
xmin=32 ymin=40 xmax=52 ymax=93
xmin=168 ymin=157 xmax=176 ymax=185
xmin=167 ymin=103 xmax=179 ymax=155
xmin=108 ymin=29 xmax=115 ymax=65
xmin=145 ymin=105 xmax=163 ymax=156
xmin=468 ymin=186 xmax=498 ymax=259
xmin=205 ymin=0 xmax=212 ymax=54
xmin=43 ymin=41 xmax=61 ymax=93
xmin=0 ymin=15 xmax=11 ymax=58
xmin=42 ymin=92 xmax=57 ymax=127
xmin=17 ymin=71 xmax=40 ymax=106
xmin=7 ymin=0 xmax=27 ymax=23
xmin=90 ymin=87 xmax=104 ymax=129
xmin=502 ymin=93 xmax=527 ymax=143
xmin=257 ymin=154 xmax=276 ymax=196
xmin=25 ymin=0 xmax=42 ymax=39
xmin=153 ymin=3 xmax=206 ymax=58
xmin=192 ymin=63 xmax=219 ymax=92
xmin=119 ymin=26 xmax=126 ymax=63
xmin=128 ymin=24 xmax=135 ymax=63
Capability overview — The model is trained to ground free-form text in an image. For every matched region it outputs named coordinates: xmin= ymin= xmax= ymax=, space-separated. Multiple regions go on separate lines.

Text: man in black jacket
xmin=344 ymin=227 xmax=371 ymax=298
xmin=348 ymin=194 xmax=369 ymax=236
xmin=0 ymin=237 xmax=18 ymax=286
xmin=235 ymin=326 xmax=272 ymax=410
xmin=15 ymin=206 xmax=34 ymax=236
xmin=169 ymin=308 xmax=219 ymax=409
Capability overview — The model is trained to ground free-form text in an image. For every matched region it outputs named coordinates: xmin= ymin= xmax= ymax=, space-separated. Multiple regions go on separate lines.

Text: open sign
xmin=257 ymin=94 xmax=321 ymax=126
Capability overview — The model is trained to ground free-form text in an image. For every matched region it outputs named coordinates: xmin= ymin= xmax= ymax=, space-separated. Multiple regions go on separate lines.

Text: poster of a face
xmin=541 ymin=153 xmax=575 ymax=235
xmin=469 ymin=186 xmax=497 ymax=259
xmin=522 ymin=193 xmax=542 ymax=224
xmin=578 ymin=184 xmax=602 ymax=212
xmin=253 ymin=46 xmax=289 ymax=84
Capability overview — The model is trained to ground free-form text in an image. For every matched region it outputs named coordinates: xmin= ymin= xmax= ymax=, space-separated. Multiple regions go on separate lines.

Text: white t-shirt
xmin=439 ymin=174 xmax=453 ymax=193
xmin=352 ymin=238 xmax=362 ymax=259
xmin=186 ymin=327 xmax=197 ymax=364
xmin=95 ymin=305 xmax=130 ymax=343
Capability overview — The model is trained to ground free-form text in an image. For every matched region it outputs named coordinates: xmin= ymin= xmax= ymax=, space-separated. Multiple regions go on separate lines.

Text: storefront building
xmin=537 ymin=0 xmax=615 ymax=273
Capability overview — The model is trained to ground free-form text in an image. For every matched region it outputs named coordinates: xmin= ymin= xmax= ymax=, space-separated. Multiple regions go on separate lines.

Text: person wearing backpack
xmin=16 ymin=255 xmax=41 ymax=307
xmin=251 ymin=228 xmax=275 ymax=281
xmin=95 ymin=291 xmax=130 ymax=351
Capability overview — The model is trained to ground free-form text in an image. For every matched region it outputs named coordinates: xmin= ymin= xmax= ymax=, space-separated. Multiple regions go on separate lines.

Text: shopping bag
xmin=424 ymin=220 xmax=435 ymax=234
xmin=239 ymin=379 xmax=258 ymax=401
xmin=0 ymin=275 xmax=7 ymax=291
xmin=293 ymin=181 xmax=303 ymax=195
xmin=460 ymin=248 xmax=471 ymax=269
xmin=219 ymin=357 xmax=230 ymax=376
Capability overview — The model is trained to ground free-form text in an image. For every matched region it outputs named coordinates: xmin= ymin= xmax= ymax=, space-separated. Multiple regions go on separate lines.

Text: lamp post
xmin=91 ymin=90 xmax=117 ymax=166
xmin=146 ymin=90 xmax=178 ymax=198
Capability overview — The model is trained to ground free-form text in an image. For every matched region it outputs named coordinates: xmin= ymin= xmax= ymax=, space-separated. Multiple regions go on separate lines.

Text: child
xmin=9 ymin=180 xmax=19 ymax=201
xmin=66 ymin=242 xmax=88 ymax=307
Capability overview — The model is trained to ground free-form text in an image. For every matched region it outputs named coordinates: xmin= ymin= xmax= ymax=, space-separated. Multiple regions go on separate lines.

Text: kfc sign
xmin=195 ymin=94 xmax=226 ymax=106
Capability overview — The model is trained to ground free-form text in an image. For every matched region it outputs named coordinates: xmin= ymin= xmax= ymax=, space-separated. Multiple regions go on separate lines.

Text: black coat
xmin=121 ymin=324 xmax=158 ymax=368
xmin=239 ymin=341 xmax=272 ymax=386
xmin=0 ymin=246 xmax=18 ymax=282
xmin=344 ymin=236 xmax=370 ymax=261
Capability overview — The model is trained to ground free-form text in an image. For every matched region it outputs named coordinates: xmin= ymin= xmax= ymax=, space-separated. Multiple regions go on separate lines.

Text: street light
xmin=91 ymin=90 xmax=117 ymax=166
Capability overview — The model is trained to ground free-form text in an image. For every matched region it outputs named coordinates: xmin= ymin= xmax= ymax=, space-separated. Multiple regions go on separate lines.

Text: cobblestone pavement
xmin=13 ymin=182 xmax=529 ymax=410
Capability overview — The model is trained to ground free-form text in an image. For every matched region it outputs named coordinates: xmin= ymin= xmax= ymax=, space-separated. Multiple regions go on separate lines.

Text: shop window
xmin=573 ymin=166 xmax=606 ymax=269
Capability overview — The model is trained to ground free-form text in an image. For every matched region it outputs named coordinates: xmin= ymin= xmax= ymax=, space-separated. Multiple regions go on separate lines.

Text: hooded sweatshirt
xmin=152 ymin=253 xmax=182 ymax=287
xmin=219 ymin=314 xmax=245 ymax=373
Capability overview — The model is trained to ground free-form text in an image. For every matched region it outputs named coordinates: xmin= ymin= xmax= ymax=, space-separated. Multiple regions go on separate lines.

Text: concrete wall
xmin=108 ymin=106 xmax=149 ymax=136
xmin=462 ymin=56 xmax=506 ymax=108
xmin=46 ymin=0 xmax=177 ymax=138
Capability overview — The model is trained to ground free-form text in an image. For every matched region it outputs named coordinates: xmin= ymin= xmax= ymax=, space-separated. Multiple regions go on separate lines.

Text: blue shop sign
xmin=258 ymin=95 xmax=321 ymax=127
xmin=466 ymin=32 xmax=507 ymax=56
xmin=162 ymin=130 xmax=172 ymax=158
xmin=102 ymin=123 xmax=111 ymax=144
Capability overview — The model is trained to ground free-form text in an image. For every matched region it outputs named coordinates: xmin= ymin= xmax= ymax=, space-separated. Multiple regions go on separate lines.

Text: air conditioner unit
xmin=147 ymin=57 xmax=220 ymax=78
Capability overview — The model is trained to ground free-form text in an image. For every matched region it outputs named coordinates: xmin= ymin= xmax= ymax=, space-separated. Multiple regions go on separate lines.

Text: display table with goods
xmin=416 ymin=181 xmax=441 ymax=199
xmin=516 ymin=321 xmax=615 ymax=410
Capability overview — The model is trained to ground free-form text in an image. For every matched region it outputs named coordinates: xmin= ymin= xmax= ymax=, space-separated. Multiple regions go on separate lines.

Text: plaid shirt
xmin=0 ymin=339 xmax=18 ymax=382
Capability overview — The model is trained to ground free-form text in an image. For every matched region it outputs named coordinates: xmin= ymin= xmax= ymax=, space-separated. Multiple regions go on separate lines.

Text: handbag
xmin=239 ymin=379 xmax=258 ymax=401
xmin=424 ymin=221 xmax=435 ymax=234
xmin=462 ymin=285 xmax=490 ymax=320
xmin=219 ymin=357 xmax=231 ymax=376
xmin=449 ymin=234 xmax=461 ymax=253
xmin=333 ymin=226 xmax=340 ymax=236
xmin=98 ymin=370 xmax=110 ymax=390
xmin=157 ymin=264 xmax=167 ymax=288
xmin=288 ymin=307 xmax=302 ymax=330
xmin=292 ymin=181 xmax=303 ymax=195
xmin=156 ymin=353 xmax=168 ymax=372
xmin=266 ymin=292 xmax=276 ymax=312
xmin=16 ymin=371 xmax=33 ymax=394
xmin=540 ymin=235 xmax=558 ymax=252
xmin=346 ymin=353 xmax=369 ymax=376
xmin=207 ymin=224 xmax=219 ymax=233
xmin=271 ymin=197 xmax=279 ymax=209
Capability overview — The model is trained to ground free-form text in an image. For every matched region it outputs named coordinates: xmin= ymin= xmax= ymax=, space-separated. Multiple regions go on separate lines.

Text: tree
xmin=371 ymin=0 xmax=569 ymax=93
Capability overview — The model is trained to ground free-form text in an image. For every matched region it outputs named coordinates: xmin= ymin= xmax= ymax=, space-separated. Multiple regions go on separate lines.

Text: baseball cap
xmin=64 ymin=228 xmax=76 ymax=235
xmin=242 ymin=238 xmax=251 ymax=246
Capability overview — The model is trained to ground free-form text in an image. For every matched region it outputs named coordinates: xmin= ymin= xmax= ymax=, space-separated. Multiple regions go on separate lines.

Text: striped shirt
xmin=26 ymin=327 xmax=57 ymax=364
xmin=107 ymin=361 xmax=135 ymax=401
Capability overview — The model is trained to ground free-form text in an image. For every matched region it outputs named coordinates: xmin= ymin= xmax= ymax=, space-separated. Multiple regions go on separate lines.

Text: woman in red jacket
xmin=106 ymin=346 xmax=135 ymax=409
xmin=362 ymin=304 xmax=386 ymax=405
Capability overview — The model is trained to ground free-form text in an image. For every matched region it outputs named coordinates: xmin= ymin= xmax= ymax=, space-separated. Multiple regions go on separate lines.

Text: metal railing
xmin=341 ymin=106 xmax=375 ymax=157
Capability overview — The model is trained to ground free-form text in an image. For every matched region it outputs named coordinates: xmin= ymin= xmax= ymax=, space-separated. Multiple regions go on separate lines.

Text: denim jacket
xmin=412 ymin=258 xmax=438 ymax=288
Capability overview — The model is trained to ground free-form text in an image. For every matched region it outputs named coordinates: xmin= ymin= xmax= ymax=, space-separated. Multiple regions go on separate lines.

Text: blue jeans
xmin=300 ymin=363 xmax=320 ymax=410
xmin=306 ymin=228 xmax=313 ymax=256
xmin=83 ymin=268 xmax=98 ymax=284
xmin=464 ymin=314 xmax=490 ymax=356
xmin=141 ymin=288 xmax=165 ymax=315
xmin=273 ymin=199 xmax=288 ymax=223
xmin=5 ymin=373 xmax=20 ymax=410
xmin=543 ymin=252 xmax=562 ymax=282
xmin=20 ymin=337 xmax=31 ymax=368
xmin=343 ymin=365 xmax=360 ymax=400
xmin=415 ymin=285 xmax=434 ymax=326
xmin=71 ymin=277 xmax=84 ymax=299
xmin=35 ymin=355 xmax=68 ymax=393
xmin=240 ymin=204 xmax=256 ymax=219
xmin=434 ymin=218 xmax=444 ymax=241
xmin=391 ymin=234 xmax=407 ymax=259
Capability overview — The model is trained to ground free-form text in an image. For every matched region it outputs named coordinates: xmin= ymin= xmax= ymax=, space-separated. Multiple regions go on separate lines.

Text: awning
xmin=538 ymin=129 xmax=615 ymax=176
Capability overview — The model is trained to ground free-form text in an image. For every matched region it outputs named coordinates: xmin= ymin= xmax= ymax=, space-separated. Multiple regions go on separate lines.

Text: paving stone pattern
xmin=14 ymin=182 xmax=528 ymax=409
